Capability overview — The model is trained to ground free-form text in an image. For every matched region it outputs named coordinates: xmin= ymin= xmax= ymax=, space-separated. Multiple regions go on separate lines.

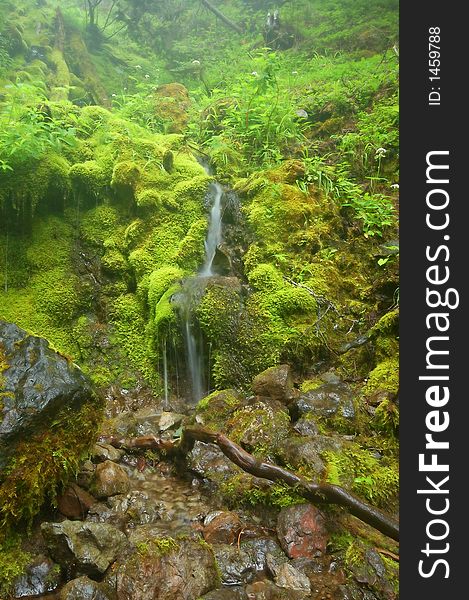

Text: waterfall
xmin=176 ymin=178 xmax=224 ymax=402
xmin=200 ymin=183 xmax=223 ymax=276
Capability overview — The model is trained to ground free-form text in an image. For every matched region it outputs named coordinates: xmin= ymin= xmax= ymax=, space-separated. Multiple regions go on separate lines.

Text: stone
xmin=292 ymin=382 xmax=355 ymax=420
xmin=57 ymin=483 xmax=97 ymax=519
xmin=77 ymin=459 xmax=96 ymax=489
xmin=41 ymin=520 xmax=127 ymax=576
xmin=13 ymin=555 xmax=61 ymax=598
xmin=273 ymin=563 xmax=311 ymax=592
xmin=59 ymin=576 xmax=116 ymax=600
xmin=0 ymin=321 xmax=102 ymax=528
xmin=87 ymin=490 xmax=166 ymax=528
xmin=113 ymin=536 xmax=218 ymax=600
xmin=92 ymin=460 xmax=130 ymax=498
xmin=293 ymin=416 xmax=319 ymax=437
xmin=212 ymin=543 xmax=256 ymax=586
xmin=276 ymin=504 xmax=328 ymax=559
xmin=252 ymin=365 xmax=294 ymax=402
xmin=242 ymin=538 xmax=286 ymax=572
xmin=203 ymin=510 xmax=242 ymax=544
xmin=187 ymin=441 xmax=242 ymax=482
xmin=92 ymin=442 xmax=125 ymax=462
xmin=245 ymin=580 xmax=308 ymax=600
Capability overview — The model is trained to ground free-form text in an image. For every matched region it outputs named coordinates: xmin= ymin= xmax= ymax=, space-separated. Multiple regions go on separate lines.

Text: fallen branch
xmin=200 ymin=0 xmax=244 ymax=34
xmin=101 ymin=427 xmax=399 ymax=542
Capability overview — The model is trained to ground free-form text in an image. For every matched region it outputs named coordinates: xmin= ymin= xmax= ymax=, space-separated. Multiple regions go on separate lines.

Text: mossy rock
xmin=0 ymin=321 xmax=103 ymax=534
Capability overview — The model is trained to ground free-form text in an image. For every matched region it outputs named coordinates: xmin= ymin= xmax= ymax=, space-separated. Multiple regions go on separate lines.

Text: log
xmin=100 ymin=426 xmax=399 ymax=542
xmin=200 ymin=0 xmax=244 ymax=34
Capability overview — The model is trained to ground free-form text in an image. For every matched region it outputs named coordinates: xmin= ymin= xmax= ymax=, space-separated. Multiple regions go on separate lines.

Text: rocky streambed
xmin=1 ymin=322 xmax=399 ymax=600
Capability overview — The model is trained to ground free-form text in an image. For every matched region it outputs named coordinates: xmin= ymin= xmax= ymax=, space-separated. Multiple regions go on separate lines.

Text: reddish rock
xmin=58 ymin=483 xmax=96 ymax=519
xmin=203 ymin=511 xmax=242 ymax=545
xmin=276 ymin=504 xmax=328 ymax=559
xmin=92 ymin=460 xmax=130 ymax=499
xmin=252 ymin=365 xmax=294 ymax=402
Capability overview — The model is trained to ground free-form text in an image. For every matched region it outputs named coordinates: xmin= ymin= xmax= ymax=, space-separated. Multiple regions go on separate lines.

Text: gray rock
xmin=13 ymin=555 xmax=61 ymax=598
xmin=242 ymin=538 xmax=286 ymax=572
xmin=41 ymin=520 xmax=127 ymax=576
xmin=293 ymin=382 xmax=355 ymax=420
xmin=187 ymin=441 xmax=242 ymax=482
xmin=0 ymin=320 xmax=101 ymax=471
xmin=212 ymin=544 xmax=256 ymax=585
xmin=92 ymin=442 xmax=125 ymax=463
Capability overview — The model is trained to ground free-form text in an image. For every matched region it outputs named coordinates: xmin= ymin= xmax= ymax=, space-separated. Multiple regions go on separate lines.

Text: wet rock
xmin=57 ymin=483 xmax=97 ymax=519
xmin=41 ymin=520 xmax=127 ymax=576
xmin=76 ymin=460 xmax=96 ymax=489
xmin=92 ymin=460 xmax=131 ymax=498
xmin=0 ymin=320 xmax=101 ymax=471
xmin=59 ymin=576 xmax=116 ymax=600
xmin=252 ymin=365 xmax=294 ymax=402
xmin=12 ymin=555 xmax=61 ymax=598
xmin=242 ymin=538 xmax=286 ymax=572
xmin=280 ymin=435 xmax=346 ymax=477
xmin=157 ymin=411 xmax=185 ymax=432
xmin=277 ymin=504 xmax=328 ymax=558
xmin=113 ymin=535 xmax=218 ymax=600
xmin=203 ymin=510 xmax=242 ymax=544
xmin=346 ymin=544 xmax=397 ymax=599
xmin=245 ymin=580 xmax=308 ymax=600
xmin=187 ymin=441 xmax=242 ymax=482
xmin=200 ymin=588 xmax=247 ymax=600
xmin=227 ymin=401 xmax=290 ymax=455
xmin=212 ymin=543 xmax=256 ymax=585
xmin=87 ymin=490 xmax=166 ymax=528
xmin=293 ymin=416 xmax=319 ymax=437
xmin=273 ymin=562 xmax=311 ymax=592
xmin=92 ymin=442 xmax=125 ymax=462
xmin=292 ymin=382 xmax=355 ymax=420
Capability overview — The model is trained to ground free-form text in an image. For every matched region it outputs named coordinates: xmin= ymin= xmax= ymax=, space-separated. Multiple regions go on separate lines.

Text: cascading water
xmin=200 ymin=183 xmax=223 ymax=276
xmin=176 ymin=178 xmax=225 ymax=402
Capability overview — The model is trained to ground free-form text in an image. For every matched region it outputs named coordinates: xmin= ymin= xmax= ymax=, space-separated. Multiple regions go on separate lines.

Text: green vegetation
xmin=0 ymin=2 xmax=399 ymax=580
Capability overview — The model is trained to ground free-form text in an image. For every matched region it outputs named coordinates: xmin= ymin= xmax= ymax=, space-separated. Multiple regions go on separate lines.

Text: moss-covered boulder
xmin=0 ymin=320 xmax=103 ymax=533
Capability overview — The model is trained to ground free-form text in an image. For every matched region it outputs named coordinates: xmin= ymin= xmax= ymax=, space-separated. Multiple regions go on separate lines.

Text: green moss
xmin=111 ymin=161 xmax=141 ymax=190
xmin=70 ymin=160 xmax=108 ymax=197
xmin=136 ymin=536 xmax=179 ymax=557
xmin=300 ymin=378 xmax=323 ymax=392
xmin=0 ymin=534 xmax=32 ymax=598
xmin=362 ymin=358 xmax=399 ymax=397
xmin=323 ymin=445 xmax=399 ymax=509
xmin=247 ymin=263 xmax=284 ymax=291
xmin=79 ymin=205 xmax=121 ymax=246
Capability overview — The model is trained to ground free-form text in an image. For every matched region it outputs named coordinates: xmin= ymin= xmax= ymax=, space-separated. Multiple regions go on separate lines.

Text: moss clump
xmin=220 ymin=475 xmax=303 ymax=510
xmin=135 ymin=536 xmax=179 ymax=557
xmin=323 ymin=444 xmax=398 ymax=510
xmin=0 ymin=400 xmax=103 ymax=534
xmin=195 ymin=389 xmax=243 ymax=430
xmin=226 ymin=402 xmax=291 ymax=458
xmin=0 ymin=534 xmax=32 ymax=599
xmin=70 ymin=160 xmax=108 ymax=198
xmin=300 ymin=378 xmax=323 ymax=392
xmin=362 ymin=358 xmax=399 ymax=397
xmin=79 ymin=205 xmax=121 ymax=246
